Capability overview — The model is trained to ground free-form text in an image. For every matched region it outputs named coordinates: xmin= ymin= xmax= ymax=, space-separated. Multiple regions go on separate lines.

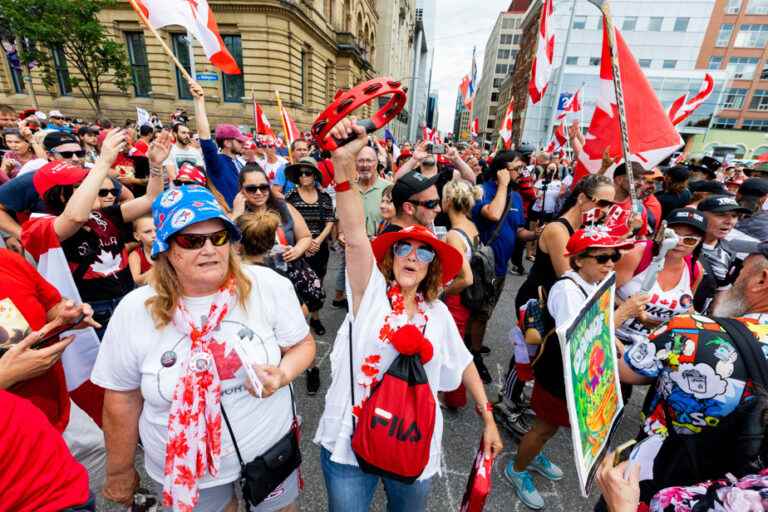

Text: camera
xmin=432 ymin=144 xmax=446 ymax=155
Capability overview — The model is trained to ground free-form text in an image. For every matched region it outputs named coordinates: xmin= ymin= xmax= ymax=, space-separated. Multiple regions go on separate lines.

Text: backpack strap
xmin=488 ymin=193 xmax=512 ymax=246
xmin=453 ymin=228 xmax=476 ymax=254
xmin=713 ymin=318 xmax=768 ymax=389
xmin=551 ymin=217 xmax=575 ymax=236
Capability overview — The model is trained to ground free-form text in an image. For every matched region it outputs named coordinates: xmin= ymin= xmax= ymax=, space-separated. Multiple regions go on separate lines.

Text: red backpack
xmin=349 ymin=323 xmax=436 ymax=483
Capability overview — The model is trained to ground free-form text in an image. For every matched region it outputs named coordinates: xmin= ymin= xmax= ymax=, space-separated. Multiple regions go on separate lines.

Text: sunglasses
xmin=408 ymin=199 xmax=440 ymax=210
xmin=54 ymin=149 xmax=86 ymax=159
xmin=587 ymin=252 xmax=621 ymax=264
xmin=300 ymin=170 xmax=316 ymax=177
xmin=173 ymin=229 xmax=231 ymax=250
xmin=98 ymin=188 xmax=117 ymax=198
xmin=590 ymin=196 xmax=615 ymax=209
xmin=678 ymin=234 xmax=702 ymax=247
xmin=243 ymin=184 xmax=270 ymax=194
xmin=393 ymin=241 xmax=436 ymax=264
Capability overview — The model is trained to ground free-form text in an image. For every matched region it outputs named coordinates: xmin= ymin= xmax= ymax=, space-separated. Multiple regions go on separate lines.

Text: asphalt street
xmin=100 ymin=250 xmax=647 ymax=511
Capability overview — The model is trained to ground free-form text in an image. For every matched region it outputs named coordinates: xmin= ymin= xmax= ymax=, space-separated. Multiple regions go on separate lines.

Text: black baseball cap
xmin=43 ymin=131 xmax=81 ymax=151
xmin=392 ymin=171 xmax=440 ymax=208
xmin=738 ymin=178 xmax=768 ymax=198
xmin=688 ymin=180 xmax=729 ymax=195
xmin=77 ymin=126 xmax=100 ymax=137
xmin=663 ymin=166 xmax=690 ymax=182
xmin=697 ymin=194 xmax=751 ymax=214
xmin=666 ymin=207 xmax=707 ymax=235
xmin=688 ymin=164 xmax=717 ymax=180
xmin=700 ymin=155 xmax=722 ymax=173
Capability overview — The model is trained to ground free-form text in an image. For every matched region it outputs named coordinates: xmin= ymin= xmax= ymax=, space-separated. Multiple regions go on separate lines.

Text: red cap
xmin=33 ymin=161 xmax=88 ymax=196
xmin=175 ymin=162 xmax=207 ymax=186
xmin=399 ymin=148 xmax=412 ymax=159
xmin=564 ymin=226 xmax=635 ymax=256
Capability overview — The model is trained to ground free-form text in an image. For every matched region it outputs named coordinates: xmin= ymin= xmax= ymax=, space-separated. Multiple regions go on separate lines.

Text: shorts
xmin=531 ymin=383 xmax=570 ymax=428
xmin=151 ymin=469 xmax=300 ymax=512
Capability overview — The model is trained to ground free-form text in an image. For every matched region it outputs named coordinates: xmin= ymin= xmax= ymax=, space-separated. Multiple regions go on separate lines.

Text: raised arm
xmin=120 ymin=131 xmax=171 ymax=223
xmin=190 ymin=80 xmax=210 ymax=140
xmin=393 ymin=141 xmax=428 ymax=180
xmin=480 ymin=170 xmax=510 ymax=222
xmin=446 ymin=147 xmax=476 ymax=184
xmin=328 ymin=119 xmax=375 ymax=315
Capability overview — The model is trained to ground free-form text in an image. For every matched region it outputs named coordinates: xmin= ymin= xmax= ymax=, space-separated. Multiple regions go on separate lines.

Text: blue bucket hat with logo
xmin=151 ymin=185 xmax=241 ymax=258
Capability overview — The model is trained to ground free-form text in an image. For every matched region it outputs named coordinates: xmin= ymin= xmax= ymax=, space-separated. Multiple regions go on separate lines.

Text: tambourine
xmin=311 ymin=77 xmax=407 ymax=152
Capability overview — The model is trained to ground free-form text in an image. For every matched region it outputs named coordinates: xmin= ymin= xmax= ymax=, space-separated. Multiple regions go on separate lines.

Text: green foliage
xmin=0 ymin=0 xmax=132 ymax=113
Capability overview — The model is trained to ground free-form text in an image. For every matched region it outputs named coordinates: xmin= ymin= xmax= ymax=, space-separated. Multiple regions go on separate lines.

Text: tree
xmin=0 ymin=0 xmax=131 ymax=114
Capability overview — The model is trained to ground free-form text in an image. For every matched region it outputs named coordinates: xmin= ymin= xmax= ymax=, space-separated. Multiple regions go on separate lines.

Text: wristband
xmin=334 ymin=180 xmax=352 ymax=193
xmin=475 ymin=402 xmax=493 ymax=416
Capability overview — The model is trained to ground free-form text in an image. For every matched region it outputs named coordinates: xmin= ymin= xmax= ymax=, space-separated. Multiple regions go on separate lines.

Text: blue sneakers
xmin=529 ymin=453 xmax=564 ymax=481
xmin=504 ymin=463 xmax=545 ymax=510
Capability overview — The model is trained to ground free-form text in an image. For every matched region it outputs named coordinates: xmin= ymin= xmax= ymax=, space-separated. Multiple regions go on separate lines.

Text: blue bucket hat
xmin=151 ymin=185 xmax=241 ymax=258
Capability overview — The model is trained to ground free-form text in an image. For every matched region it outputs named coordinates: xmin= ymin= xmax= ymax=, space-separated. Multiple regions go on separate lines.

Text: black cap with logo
xmin=697 ymin=194 xmax=751 ymax=215
xmin=392 ymin=171 xmax=440 ymax=208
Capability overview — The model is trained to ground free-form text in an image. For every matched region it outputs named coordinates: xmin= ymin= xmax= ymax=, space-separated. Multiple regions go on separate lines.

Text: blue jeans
xmin=320 ymin=447 xmax=432 ymax=512
xmin=89 ymin=296 xmax=123 ymax=340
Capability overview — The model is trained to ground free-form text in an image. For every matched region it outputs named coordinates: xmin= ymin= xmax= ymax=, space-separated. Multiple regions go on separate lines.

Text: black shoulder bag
xmin=220 ymin=385 xmax=302 ymax=507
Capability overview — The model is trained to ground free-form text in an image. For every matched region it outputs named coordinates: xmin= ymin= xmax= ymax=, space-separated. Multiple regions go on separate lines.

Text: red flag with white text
xmin=528 ymin=0 xmax=555 ymax=104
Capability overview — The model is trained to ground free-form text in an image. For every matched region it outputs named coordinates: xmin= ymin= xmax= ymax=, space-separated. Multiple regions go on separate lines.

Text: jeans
xmin=320 ymin=447 xmax=432 ymax=512
xmin=88 ymin=296 xmax=123 ymax=340
xmin=335 ymin=247 xmax=346 ymax=293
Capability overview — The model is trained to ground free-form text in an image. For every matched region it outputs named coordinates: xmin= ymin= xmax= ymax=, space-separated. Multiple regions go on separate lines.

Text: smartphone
xmin=432 ymin=144 xmax=446 ymax=155
xmin=0 ymin=312 xmax=85 ymax=357
xmin=613 ymin=439 xmax=637 ymax=466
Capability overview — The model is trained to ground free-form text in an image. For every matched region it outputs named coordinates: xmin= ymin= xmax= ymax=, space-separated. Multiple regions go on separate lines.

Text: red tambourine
xmin=311 ymin=77 xmax=407 ymax=152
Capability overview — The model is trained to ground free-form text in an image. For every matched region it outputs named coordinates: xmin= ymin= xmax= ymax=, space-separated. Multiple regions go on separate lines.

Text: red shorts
xmin=531 ymin=383 xmax=570 ymax=428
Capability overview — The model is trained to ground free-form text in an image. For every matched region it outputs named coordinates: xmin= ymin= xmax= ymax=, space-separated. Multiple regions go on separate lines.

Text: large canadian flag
xmin=131 ymin=0 xmax=241 ymax=74
xmin=528 ymin=0 xmax=555 ymax=104
xmin=667 ymin=73 xmax=714 ymax=126
xmin=254 ymin=102 xmax=276 ymax=138
xmin=280 ymin=106 xmax=301 ymax=145
xmin=498 ymin=99 xmax=515 ymax=150
xmin=573 ymin=21 xmax=682 ymax=183
xmin=545 ymin=122 xmax=567 ymax=153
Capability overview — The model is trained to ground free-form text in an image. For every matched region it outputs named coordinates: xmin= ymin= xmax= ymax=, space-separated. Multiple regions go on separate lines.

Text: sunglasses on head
xmin=393 ymin=241 xmax=436 ymax=264
xmin=408 ymin=198 xmax=440 ymax=210
xmin=98 ymin=188 xmax=117 ymax=198
xmin=173 ymin=229 xmax=230 ymax=250
xmin=590 ymin=196 xmax=615 ymax=209
xmin=587 ymin=251 xmax=621 ymax=264
xmin=243 ymin=184 xmax=270 ymax=194
xmin=55 ymin=149 xmax=86 ymax=159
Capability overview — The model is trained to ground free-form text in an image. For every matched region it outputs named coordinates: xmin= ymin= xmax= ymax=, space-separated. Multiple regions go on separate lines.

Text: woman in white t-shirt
xmin=313 ymin=118 xmax=502 ymax=512
xmin=92 ymin=185 xmax=315 ymax=512
xmin=531 ymin=163 xmax=563 ymax=224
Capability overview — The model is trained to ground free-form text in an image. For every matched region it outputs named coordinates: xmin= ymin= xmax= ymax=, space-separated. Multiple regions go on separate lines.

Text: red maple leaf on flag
xmin=174 ymin=464 xmax=197 ymax=489
xmin=208 ymin=341 xmax=242 ymax=380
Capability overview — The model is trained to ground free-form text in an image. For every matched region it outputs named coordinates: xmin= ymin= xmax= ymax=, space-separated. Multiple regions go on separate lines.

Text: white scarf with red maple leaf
xmin=163 ymin=278 xmax=237 ymax=512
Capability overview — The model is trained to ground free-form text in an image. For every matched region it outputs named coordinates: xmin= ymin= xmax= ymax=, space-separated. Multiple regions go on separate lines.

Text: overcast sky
xmin=433 ymin=0 xmax=511 ymax=134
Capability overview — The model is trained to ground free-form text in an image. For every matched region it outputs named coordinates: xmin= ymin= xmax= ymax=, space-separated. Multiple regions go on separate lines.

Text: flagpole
xmin=545 ymin=0 xmax=577 ymax=148
xmin=274 ymin=90 xmax=293 ymax=162
xmin=128 ymin=0 xmax=195 ymax=84
xmin=187 ymin=30 xmax=197 ymax=80
xmin=589 ymin=0 xmax=638 ymax=211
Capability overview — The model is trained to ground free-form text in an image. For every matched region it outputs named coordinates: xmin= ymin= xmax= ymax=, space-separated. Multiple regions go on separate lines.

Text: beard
xmin=712 ymin=281 xmax=750 ymax=317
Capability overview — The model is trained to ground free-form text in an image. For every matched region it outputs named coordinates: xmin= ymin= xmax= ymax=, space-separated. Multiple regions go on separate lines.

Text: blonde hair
xmin=443 ymin=179 xmax=483 ymax=215
xmin=236 ymin=211 xmax=281 ymax=257
xmin=145 ymin=245 xmax=252 ymax=328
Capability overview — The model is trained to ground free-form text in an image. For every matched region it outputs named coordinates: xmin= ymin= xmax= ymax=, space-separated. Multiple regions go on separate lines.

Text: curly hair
xmin=443 ymin=179 xmax=483 ymax=215
xmin=378 ymin=248 xmax=444 ymax=303
xmin=145 ymin=245 xmax=252 ymax=328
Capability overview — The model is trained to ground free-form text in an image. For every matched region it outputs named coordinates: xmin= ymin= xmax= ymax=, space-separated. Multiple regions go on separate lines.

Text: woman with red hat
xmin=314 ymin=118 xmax=503 ymax=512
xmin=505 ymin=226 xmax=642 ymax=510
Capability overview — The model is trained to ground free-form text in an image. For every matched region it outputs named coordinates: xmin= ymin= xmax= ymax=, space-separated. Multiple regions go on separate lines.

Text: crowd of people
xmin=1 ymin=83 xmax=768 ymax=512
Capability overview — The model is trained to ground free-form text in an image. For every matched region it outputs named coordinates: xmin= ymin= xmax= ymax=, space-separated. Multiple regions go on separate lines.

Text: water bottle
xmin=270 ymin=244 xmax=288 ymax=272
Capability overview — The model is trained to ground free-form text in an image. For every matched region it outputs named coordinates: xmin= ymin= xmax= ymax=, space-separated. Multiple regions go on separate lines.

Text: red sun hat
xmin=371 ymin=225 xmax=463 ymax=285
xmin=564 ymin=226 xmax=635 ymax=256
xmin=33 ymin=161 xmax=89 ymax=196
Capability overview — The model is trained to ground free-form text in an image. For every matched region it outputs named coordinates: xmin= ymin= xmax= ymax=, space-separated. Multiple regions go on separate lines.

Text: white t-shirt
xmin=547 ymin=271 xmax=597 ymax=328
xmin=17 ymin=158 xmax=47 ymax=176
xmin=256 ymin=156 xmax=288 ymax=183
xmin=163 ymin=144 xmax=205 ymax=174
xmin=532 ymin=179 xmax=563 ymax=214
xmin=313 ymin=262 xmax=473 ymax=480
xmin=91 ymin=265 xmax=309 ymax=488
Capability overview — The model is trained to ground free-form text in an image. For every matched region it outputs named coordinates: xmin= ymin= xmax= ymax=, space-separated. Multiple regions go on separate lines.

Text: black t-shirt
xmin=379 ymin=223 xmax=403 ymax=234
xmin=656 ymin=188 xmax=692 ymax=220
xmin=61 ymin=205 xmax=134 ymax=302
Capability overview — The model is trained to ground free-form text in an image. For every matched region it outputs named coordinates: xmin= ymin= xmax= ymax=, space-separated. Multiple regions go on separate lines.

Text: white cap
xmin=48 ymin=109 xmax=64 ymax=118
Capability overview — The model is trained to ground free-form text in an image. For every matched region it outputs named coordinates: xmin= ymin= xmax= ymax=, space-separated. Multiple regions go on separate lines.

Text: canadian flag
xmin=498 ymin=99 xmax=515 ymax=150
xmin=20 ymin=216 xmax=104 ymax=427
xmin=667 ymin=73 xmax=714 ymax=126
xmin=422 ymin=126 xmax=438 ymax=143
xmin=528 ymin=0 xmax=555 ymax=104
xmin=545 ymin=122 xmax=567 ymax=153
xmin=460 ymin=75 xmax=474 ymax=111
xmin=280 ymin=106 xmax=301 ymax=145
xmin=131 ymin=0 xmax=240 ymax=74
xmin=253 ymin=102 xmax=276 ymax=138
xmin=469 ymin=117 xmax=479 ymax=138
xmin=573 ymin=20 xmax=682 ymax=183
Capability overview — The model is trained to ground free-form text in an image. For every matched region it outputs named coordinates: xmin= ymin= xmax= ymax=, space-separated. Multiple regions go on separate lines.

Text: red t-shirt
xmin=0 ymin=249 xmax=70 ymax=431
xmin=643 ymin=194 xmax=663 ymax=234
xmin=0 ymin=390 xmax=89 ymax=511
xmin=606 ymin=196 xmax=649 ymax=238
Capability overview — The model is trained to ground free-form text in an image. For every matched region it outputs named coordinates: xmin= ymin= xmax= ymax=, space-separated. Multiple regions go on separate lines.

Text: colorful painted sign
xmin=557 ymin=272 xmax=624 ymax=497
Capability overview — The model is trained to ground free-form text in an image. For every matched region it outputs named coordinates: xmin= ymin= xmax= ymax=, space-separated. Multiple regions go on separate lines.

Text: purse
xmin=220 ymin=385 xmax=302 ymax=507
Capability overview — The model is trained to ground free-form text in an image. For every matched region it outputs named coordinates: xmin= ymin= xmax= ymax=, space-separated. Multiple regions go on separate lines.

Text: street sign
xmin=196 ymin=72 xmax=219 ymax=82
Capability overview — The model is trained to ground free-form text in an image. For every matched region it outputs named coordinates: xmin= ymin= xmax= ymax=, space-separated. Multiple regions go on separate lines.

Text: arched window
xmin=324 ymin=0 xmax=335 ymax=25
xmin=325 ymin=61 xmax=335 ymax=103
xmin=753 ymin=145 xmax=768 ymax=159
xmin=343 ymin=0 xmax=352 ymax=31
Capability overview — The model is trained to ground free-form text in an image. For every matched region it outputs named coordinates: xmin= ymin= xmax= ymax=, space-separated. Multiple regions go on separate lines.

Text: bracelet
xmin=334 ymin=180 xmax=352 ymax=193
xmin=475 ymin=402 xmax=493 ymax=416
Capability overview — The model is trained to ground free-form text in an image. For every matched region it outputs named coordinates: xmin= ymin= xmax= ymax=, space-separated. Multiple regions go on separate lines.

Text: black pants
xmin=305 ymin=241 xmax=330 ymax=282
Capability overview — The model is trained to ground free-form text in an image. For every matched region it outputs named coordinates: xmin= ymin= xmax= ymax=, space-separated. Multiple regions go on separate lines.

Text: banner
xmin=136 ymin=107 xmax=151 ymax=127
xmin=557 ymin=272 xmax=624 ymax=497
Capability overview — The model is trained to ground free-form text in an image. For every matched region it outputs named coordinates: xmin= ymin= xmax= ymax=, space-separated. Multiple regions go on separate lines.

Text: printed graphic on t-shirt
xmin=0 ymin=298 xmax=31 ymax=346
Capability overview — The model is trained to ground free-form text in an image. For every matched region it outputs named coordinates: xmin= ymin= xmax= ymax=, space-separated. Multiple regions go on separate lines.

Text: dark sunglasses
xmin=98 ymin=188 xmax=117 ymax=198
xmin=173 ymin=229 xmax=230 ymax=250
xmin=393 ymin=241 xmax=436 ymax=263
xmin=243 ymin=184 xmax=270 ymax=194
xmin=54 ymin=150 xmax=86 ymax=159
xmin=408 ymin=198 xmax=440 ymax=210
xmin=300 ymin=170 xmax=316 ymax=177
xmin=588 ymin=252 xmax=621 ymax=264
xmin=590 ymin=196 xmax=615 ymax=209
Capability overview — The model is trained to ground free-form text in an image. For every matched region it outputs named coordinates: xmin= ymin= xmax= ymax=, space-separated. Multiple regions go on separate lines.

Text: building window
xmin=716 ymin=24 xmax=734 ymax=47
xmin=648 ymin=17 xmax=663 ymax=32
xmin=300 ymin=50 xmax=309 ymax=104
xmin=51 ymin=45 xmax=71 ymax=96
xmin=573 ymin=16 xmax=587 ymax=29
xmin=324 ymin=62 xmax=334 ymax=103
xmin=566 ymin=56 xmax=579 ymax=65
xmin=495 ymin=64 xmax=508 ymax=74
xmin=125 ymin=31 xmax=151 ymax=98
xmin=622 ymin=17 xmax=638 ymax=31
xmin=491 ymin=92 xmax=499 ymax=102
xmin=597 ymin=17 xmax=603 ymax=31
xmin=743 ymin=119 xmax=768 ymax=131
xmin=735 ymin=24 xmax=768 ymax=48
xmin=673 ymin=17 xmax=690 ymax=32
xmin=727 ymin=0 xmax=742 ymax=13
xmin=746 ymin=0 xmax=768 ymax=14
xmin=498 ymin=49 xmax=510 ymax=60
xmin=589 ymin=57 xmax=600 ymax=66
xmin=712 ymin=117 xmax=737 ymax=129
xmin=727 ymin=56 xmax=759 ymax=78
xmin=663 ymin=59 xmax=677 ymax=69
xmin=221 ymin=35 xmax=244 ymax=103
xmin=707 ymin=56 xmax=723 ymax=70
xmin=722 ymin=87 xmax=749 ymax=109
xmin=501 ymin=17 xmax=514 ymax=29
xmin=762 ymin=62 xmax=768 ymax=80
xmin=171 ymin=34 xmax=192 ymax=100
xmin=500 ymin=34 xmax=513 ymax=45
xmin=5 ymin=50 xmax=24 ymax=93
xmin=493 ymin=78 xmax=503 ymax=88
xmin=639 ymin=59 xmax=652 ymax=68
xmin=750 ymin=89 xmax=768 ymax=111
xmin=486 ymin=119 xmax=495 ymax=129
xmin=513 ymin=34 xmax=520 ymax=45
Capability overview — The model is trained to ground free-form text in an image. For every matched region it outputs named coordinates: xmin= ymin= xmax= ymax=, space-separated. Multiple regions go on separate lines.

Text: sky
xmin=432 ymin=0 xmax=511 ymax=134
